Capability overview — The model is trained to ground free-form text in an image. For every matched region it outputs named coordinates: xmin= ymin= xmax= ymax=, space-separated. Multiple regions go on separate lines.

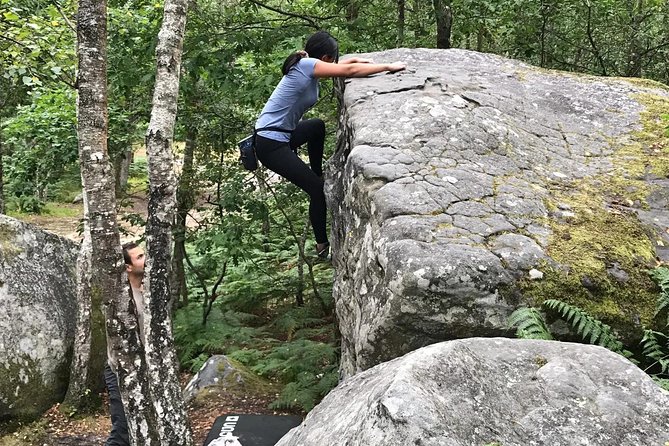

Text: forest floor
xmin=1 ymin=372 xmax=295 ymax=445
xmin=1 ymin=178 xmax=299 ymax=445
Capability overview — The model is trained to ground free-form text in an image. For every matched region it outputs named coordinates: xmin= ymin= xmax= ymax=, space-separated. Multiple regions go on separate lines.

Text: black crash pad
xmin=203 ymin=414 xmax=303 ymax=446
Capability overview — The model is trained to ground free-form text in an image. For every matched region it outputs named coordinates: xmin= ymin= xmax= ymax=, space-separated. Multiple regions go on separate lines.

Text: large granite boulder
xmin=327 ymin=48 xmax=669 ymax=376
xmin=276 ymin=338 xmax=669 ymax=446
xmin=0 ymin=215 xmax=78 ymax=421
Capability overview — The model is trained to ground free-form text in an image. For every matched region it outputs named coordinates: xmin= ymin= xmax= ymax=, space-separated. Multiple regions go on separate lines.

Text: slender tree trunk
xmin=346 ymin=0 xmax=359 ymax=22
xmin=75 ymin=0 xmax=159 ymax=442
xmin=171 ymin=125 xmax=196 ymax=309
xmin=397 ymin=0 xmax=405 ymax=47
xmin=62 ymin=198 xmax=106 ymax=412
xmin=413 ymin=0 xmax=426 ymax=44
xmin=114 ymin=148 xmax=132 ymax=196
xmin=0 ymin=125 xmax=4 ymax=214
xmin=143 ymin=0 xmax=193 ymax=443
xmin=296 ymin=220 xmax=309 ymax=307
xmin=625 ymin=0 xmax=644 ymax=77
xmin=255 ymin=166 xmax=271 ymax=252
xmin=539 ymin=0 xmax=549 ymax=67
xmin=433 ymin=0 xmax=452 ymax=49
xmin=583 ymin=0 xmax=607 ymax=75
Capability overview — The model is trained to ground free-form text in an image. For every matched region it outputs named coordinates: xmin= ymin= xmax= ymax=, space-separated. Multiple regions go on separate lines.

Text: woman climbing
xmin=254 ymin=30 xmax=406 ymax=259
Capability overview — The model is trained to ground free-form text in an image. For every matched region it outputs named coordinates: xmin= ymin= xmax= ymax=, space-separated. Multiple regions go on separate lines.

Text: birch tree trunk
xmin=142 ymin=0 xmax=193 ymax=443
xmin=62 ymin=198 xmax=106 ymax=411
xmin=75 ymin=0 xmax=160 ymax=443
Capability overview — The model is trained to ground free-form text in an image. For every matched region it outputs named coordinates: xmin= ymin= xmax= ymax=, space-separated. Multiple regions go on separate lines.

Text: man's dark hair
xmin=122 ymin=242 xmax=138 ymax=265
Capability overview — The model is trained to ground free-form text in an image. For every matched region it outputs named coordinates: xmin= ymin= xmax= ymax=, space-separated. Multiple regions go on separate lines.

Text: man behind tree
xmin=104 ymin=241 xmax=146 ymax=446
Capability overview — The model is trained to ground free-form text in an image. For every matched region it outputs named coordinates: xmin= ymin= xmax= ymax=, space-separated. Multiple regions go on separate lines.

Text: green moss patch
xmin=511 ymin=89 xmax=669 ymax=335
xmin=0 ymin=419 xmax=47 ymax=444
xmin=0 ymin=357 xmax=57 ymax=434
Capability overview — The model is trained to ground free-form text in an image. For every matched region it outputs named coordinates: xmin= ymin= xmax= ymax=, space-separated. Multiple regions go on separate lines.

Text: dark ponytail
xmin=280 ymin=31 xmax=339 ymax=75
xmin=281 ymin=51 xmax=307 ymax=75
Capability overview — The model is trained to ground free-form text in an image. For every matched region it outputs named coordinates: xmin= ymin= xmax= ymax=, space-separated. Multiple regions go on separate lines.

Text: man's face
xmin=126 ymin=246 xmax=145 ymax=276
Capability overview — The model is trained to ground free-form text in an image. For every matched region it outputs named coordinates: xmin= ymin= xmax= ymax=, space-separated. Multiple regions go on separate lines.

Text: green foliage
xmin=650 ymin=266 xmax=669 ymax=326
xmin=510 ymin=267 xmax=669 ymax=386
xmin=230 ymin=339 xmax=338 ymax=412
xmin=641 ymin=329 xmax=669 ymax=374
xmin=509 ymin=299 xmax=633 ymax=359
xmin=8 ymin=194 xmax=43 ymax=214
xmin=542 ymin=299 xmax=633 ymax=358
xmin=174 ymin=166 xmax=338 ymax=412
xmin=2 ymin=87 xmax=78 ymax=209
xmin=174 ymin=297 xmax=339 ymax=412
xmin=508 ymin=307 xmax=553 ymax=340
xmin=0 ymin=0 xmax=76 ymax=88
xmin=173 ymin=305 xmax=263 ymax=372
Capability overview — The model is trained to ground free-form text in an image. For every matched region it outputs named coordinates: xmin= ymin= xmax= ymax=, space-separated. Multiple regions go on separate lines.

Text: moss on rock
xmin=190 ymin=358 xmax=276 ymax=408
xmin=509 ymin=89 xmax=669 ymax=337
xmin=0 ymin=357 xmax=56 ymax=425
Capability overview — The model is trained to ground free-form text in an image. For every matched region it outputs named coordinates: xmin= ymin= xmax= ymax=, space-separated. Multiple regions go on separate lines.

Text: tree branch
xmin=583 ymin=0 xmax=607 ymax=76
xmin=0 ymin=33 xmax=29 ymax=49
xmin=246 ymin=0 xmax=325 ymax=29
xmin=257 ymin=173 xmax=326 ymax=312
xmin=52 ymin=0 xmax=76 ymax=34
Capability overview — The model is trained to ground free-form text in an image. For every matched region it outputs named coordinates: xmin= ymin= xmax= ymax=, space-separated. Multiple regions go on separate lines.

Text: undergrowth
xmin=509 ymin=267 xmax=669 ymax=389
xmin=173 ymin=168 xmax=338 ymax=413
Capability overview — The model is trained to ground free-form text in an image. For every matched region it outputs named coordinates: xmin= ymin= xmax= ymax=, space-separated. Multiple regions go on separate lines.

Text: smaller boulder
xmin=276 ymin=338 xmax=669 ymax=446
xmin=71 ymin=193 xmax=84 ymax=204
xmin=183 ymin=355 xmax=272 ymax=405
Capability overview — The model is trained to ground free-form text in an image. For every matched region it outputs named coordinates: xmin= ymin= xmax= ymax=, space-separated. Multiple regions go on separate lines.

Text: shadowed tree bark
xmin=346 ymin=0 xmax=359 ymax=22
xmin=397 ymin=0 xmax=405 ymax=47
xmin=72 ymin=0 xmax=159 ymax=441
xmin=171 ymin=124 xmax=196 ymax=310
xmin=62 ymin=200 xmax=106 ymax=412
xmin=142 ymin=0 xmax=193 ymax=443
xmin=433 ymin=0 xmax=452 ymax=49
xmin=0 ymin=125 xmax=4 ymax=214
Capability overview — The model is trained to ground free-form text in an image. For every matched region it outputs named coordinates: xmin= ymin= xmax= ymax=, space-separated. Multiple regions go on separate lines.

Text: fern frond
xmin=641 ymin=329 xmax=669 ymax=374
xmin=542 ymin=299 xmax=627 ymax=356
xmin=650 ymin=267 xmax=669 ymax=326
xmin=508 ymin=307 xmax=553 ymax=340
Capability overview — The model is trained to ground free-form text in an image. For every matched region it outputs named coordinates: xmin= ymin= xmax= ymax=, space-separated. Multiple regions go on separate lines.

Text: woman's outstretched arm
xmin=339 ymin=57 xmax=374 ymax=64
xmin=313 ymin=60 xmax=406 ymax=78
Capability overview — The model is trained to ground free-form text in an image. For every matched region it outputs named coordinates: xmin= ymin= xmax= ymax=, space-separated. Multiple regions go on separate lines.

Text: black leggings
xmin=255 ymin=118 xmax=328 ymax=244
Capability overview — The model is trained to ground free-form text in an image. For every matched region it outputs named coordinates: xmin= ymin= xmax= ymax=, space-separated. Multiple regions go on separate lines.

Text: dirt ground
xmin=1 ymin=381 xmax=296 ymax=446
xmin=14 ymin=193 xmax=147 ymax=243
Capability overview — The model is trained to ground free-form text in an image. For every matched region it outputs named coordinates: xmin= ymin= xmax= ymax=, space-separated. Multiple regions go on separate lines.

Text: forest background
xmin=1 ymin=0 xmax=669 ymax=421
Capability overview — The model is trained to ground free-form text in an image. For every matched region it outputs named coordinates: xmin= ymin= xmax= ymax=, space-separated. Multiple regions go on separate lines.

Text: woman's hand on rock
xmin=387 ymin=62 xmax=407 ymax=73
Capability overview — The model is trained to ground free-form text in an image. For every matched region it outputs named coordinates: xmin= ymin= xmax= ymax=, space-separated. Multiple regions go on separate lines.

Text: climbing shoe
xmin=316 ymin=242 xmax=330 ymax=260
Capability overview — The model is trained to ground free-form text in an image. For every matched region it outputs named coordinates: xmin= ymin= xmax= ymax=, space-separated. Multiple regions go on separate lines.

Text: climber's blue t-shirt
xmin=255 ymin=58 xmax=319 ymax=142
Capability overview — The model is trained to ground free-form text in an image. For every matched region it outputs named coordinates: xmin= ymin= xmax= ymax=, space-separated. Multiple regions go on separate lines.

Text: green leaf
xmin=3 ymin=11 xmax=20 ymax=21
